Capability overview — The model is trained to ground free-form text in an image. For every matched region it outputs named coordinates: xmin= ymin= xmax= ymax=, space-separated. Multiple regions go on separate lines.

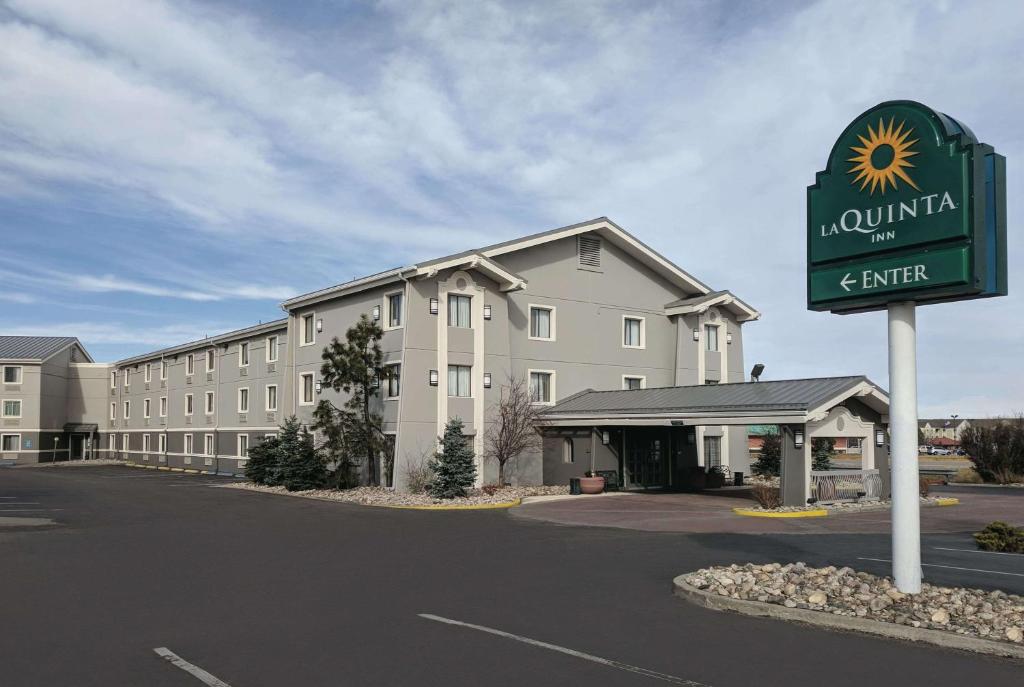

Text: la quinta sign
xmin=807 ymin=100 xmax=1006 ymax=312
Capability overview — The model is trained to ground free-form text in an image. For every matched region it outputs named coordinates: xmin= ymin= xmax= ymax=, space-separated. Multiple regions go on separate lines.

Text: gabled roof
xmin=0 ymin=336 xmax=92 ymax=363
xmin=541 ymin=376 xmax=888 ymax=425
xmin=115 ymin=318 xmax=287 ymax=367
xmin=664 ymin=290 xmax=760 ymax=322
xmin=281 ymin=217 xmax=734 ymax=311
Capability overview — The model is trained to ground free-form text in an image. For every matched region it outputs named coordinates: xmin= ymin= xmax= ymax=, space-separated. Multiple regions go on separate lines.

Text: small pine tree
xmin=428 ymin=418 xmax=477 ymax=499
xmin=278 ymin=419 xmax=327 ymax=491
xmin=245 ymin=434 xmax=283 ymax=485
xmin=752 ymin=432 xmax=782 ymax=477
xmin=812 ymin=437 xmax=834 ymax=471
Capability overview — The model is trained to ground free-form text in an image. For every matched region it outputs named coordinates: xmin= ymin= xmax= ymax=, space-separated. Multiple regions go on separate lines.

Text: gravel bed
xmin=683 ymin=563 xmax=1024 ymax=645
xmin=221 ymin=482 xmax=568 ymax=506
xmin=743 ymin=495 xmax=951 ymax=513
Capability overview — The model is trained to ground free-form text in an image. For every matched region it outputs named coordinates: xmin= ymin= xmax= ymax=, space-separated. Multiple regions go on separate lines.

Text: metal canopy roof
xmin=0 ymin=336 xmax=86 ymax=362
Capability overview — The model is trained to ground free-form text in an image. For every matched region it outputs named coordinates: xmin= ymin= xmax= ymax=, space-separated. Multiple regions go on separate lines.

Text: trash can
xmin=733 ymin=471 xmax=744 ymax=487
xmin=569 ymin=477 xmax=582 ymax=495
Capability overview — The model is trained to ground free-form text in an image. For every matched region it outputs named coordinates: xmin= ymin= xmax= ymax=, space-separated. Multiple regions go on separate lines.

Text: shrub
xmin=750 ymin=482 xmax=782 ymax=509
xmin=404 ymin=454 xmax=433 ymax=494
xmin=951 ymin=467 xmax=983 ymax=484
xmin=481 ymin=484 xmax=500 ymax=496
xmin=245 ymin=435 xmax=283 ymax=486
xmin=960 ymin=416 xmax=1024 ymax=484
xmin=918 ymin=477 xmax=930 ymax=497
xmin=244 ymin=416 xmax=327 ymax=491
xmin=974 ymin=521 xmax=1024 ymax=553
xmin=811 ymin=437 xmax=834 ymax=471
xmin=428 ymin=418 xmax=477 ymax=499
xmin=752 ymin=433 xmax=781 ymax=477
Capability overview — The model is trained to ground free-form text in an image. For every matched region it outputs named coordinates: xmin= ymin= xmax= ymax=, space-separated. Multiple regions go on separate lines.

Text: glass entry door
xmin=624 ymin=429 xmax=669 ymax=489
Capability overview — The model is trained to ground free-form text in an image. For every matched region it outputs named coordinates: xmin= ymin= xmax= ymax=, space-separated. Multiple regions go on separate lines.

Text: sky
xmin=0 ymin=0 xmax=1021 ymax=418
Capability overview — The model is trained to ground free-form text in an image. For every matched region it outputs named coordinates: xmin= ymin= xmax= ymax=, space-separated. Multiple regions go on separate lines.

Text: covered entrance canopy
xmin=539 ymin=376 xmax=891 ymax=506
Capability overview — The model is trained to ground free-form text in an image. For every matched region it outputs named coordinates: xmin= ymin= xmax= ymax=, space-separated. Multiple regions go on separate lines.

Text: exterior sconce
xmin=726 ymin=332 xmax=733 ymax=345
xmin=314 ymin=380 xmax=323 ymax=394
xmin=483 ymin=304 xmax=492 ymax=320
xmin=875 ymin=429 xmax=885 ymax=447
xmin=428 ymin=369 xmax=439 ymax=386
xmin=794 ymin=429 xmax=805 ymax=448
xmin=429 ymin=298 xmax=439 ymax=315
xmin=601 ymin=431 xmax=610 ymax=445
xmin=372 ymin=306 xmax=380 ymax=321
xmin=316 ymin=318 xmax=323 ymax=333
xmin=692 ymin=329 xmax=700 ymax=341
xmin=483 ymin=372 xmax=492 ymax=388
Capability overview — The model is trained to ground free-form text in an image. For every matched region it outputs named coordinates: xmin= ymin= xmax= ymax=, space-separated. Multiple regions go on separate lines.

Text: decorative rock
xmin=931 ymin=609 xmax=950 ymax=625
xmin=807 ymin=591 xmax=828 ymax=605
xmin=1007 ymin=627 xmax=1023 ymax=643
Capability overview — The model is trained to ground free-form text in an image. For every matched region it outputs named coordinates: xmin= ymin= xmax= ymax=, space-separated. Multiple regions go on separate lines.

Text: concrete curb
xmin=382 ymin=499 xmax=521 ymax=511
xmin=733 ymin=507 xmax=828 ymax=518
xmin=218 ymin=483 xmax=522 ymax=511
xmin=935 ymin=497 xmax=960 ymax=506
xmin=672 ymin=576 xmax=1024 ymax=660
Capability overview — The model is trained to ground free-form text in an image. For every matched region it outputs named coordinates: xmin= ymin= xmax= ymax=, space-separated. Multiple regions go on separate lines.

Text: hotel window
xmin=158 ymin=434 xmax=166 ymax=453
xmin=206 ymin=349 xmax=216 ymax=373
xmin=623 ymin=376 xmax=645 ymax=390
xmin=447 ymin=365 xmax=471 ymax=397
xmin=108 ymin=434 xmax=116 ymax=452
xmin=704 ymin=436 xmax=722 ymax=468
xmin=144 ymin=363 xmax=152 ymax=383
xmin=266 ymin=384 xmax=278 ymax=411
xmin=204 ymin=434 xmax=215 ymax=456
xmin=123 ymin=368 xmax=130 ymax=388
xmin=623 ymin=317 xmax=644 ymax=348
xmin=266 ymin=335 xmax=278 ymax=363
xmin=110 ymin=402 xmax=116 ymax=421
xmin=529 ymin=371 xmax=554 ymax=404
xmin=238 ymin=434 xmax=249 ymax=458
xmin=562 ymin=438 xmax=574 ymax=464
xmin=122 ymin=433 xmax=130 ymax=450
xmin=159 ymin=396 xmax=167 ymax=417
xmin=239 ymin=342 xmax=250 ymax=367
xmin=123 ymin=400 xmax=131 ymax=419
xmin=143 ymin=434 xmax=151 ymax=453
xmin=143 ymin=398 xmax=151 ymax=419
xmin=160 ymin=360 xmax=167 ymax=380
xmin=302 ymin=313 xmax=315 ymax=345
xmin=388 ymin=292 xmax=404 ymax=328
xmin=3 ymin=365 xmax=23 ymax=384
xmin=186 ymin=354 xmax=195 ymax=376
xmin=185 ymin=393 xmax=194 ymax=416
xmin=184 ymin=433 xmax=193 ymax=455
xmin=529 ymin=306 xmax=554 ymax=341
xmin=448 ymin=294 xmax=471 ymax=328
xmin=205 ymin=391 xmax=215 ymax=415
xmin=1 ymin=434 xmax=19 ymax=451
xmin=238 ymin=387 xmax=249 ymax=413
xmin=2 ymin=399 xmax=21 ymax=418
xmin=384 ymin=363 xmax=401 ymax=398
xmin=300 ymin=372 xmax=315 ymax=405
xmin=705 ymin=324 xmax=719 ymax=352
xmin=110 ymin=370 xmax=117 ymax=389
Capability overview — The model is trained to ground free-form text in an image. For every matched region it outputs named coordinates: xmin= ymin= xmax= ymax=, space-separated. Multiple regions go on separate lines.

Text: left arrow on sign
xmin=840 ymin=273 xmax=856 ymax=292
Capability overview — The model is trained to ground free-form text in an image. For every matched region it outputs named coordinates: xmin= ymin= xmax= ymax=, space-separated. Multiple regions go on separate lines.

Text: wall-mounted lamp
xmin=429 ymin=298 xmax=439 ymax=315
xmin=483 ymin=304 xmax=492 ymax=320
xmin=372 ymin=306 xmax=380 ymax=321
xmin=428 ymin=369 xmax=439 ymax=386
xmin=793 ymin=429 xmax=804 ymax=449
xmin=316 ymin=318 xmax=323 ymax=333
xmin=601 ymin=431 xmax=610 ymax=445
xmin=692 ymin=328 xmax=700 ymax=341
xmin=483 ymin=372 xmax=492 ymax=388
xmin=726 ymin=332 xmax=733 ymax=345
xmin=875 ymin=429 xmax=885 ymax=447
xmin=314 ymin=380 xmax=323 ymax=394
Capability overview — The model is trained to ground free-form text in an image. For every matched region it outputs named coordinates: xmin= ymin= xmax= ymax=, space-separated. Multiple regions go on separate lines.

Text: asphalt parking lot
xmin=1 ymin=466 xmax=1022 ymax=686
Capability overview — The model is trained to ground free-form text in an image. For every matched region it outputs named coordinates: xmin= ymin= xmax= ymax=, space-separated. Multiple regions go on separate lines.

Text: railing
xmin=810 ymin=469 xmax=882 ymax=504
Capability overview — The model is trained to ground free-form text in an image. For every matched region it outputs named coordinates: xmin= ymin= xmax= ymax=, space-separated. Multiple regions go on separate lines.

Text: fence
xmin=810 ymin=469 xmax=882 ymax=504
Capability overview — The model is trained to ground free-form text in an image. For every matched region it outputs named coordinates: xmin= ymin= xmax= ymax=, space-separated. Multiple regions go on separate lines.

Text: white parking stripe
xmin=858 ymin=557 xmax=1024 ymax=578
xmin=419 ymin=613 xmax=710 ymax=685
xmin=153 ymin=647 xmax=233 ymax=687
xmin=933 ymin=547 xmax=1023 ymax=557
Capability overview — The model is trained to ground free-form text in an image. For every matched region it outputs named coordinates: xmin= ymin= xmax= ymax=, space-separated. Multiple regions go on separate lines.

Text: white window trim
xmin=143 ymin=398 xmax=151 ymax=419
xmin=447 ymin=294 xmax=473 ymax=329
xmin=109 ymin=402 xmax=116 ymax=421
xmin=144 ymin=363 xmax=152 ymax=383
xmin=527 ymin=304 xmax=556 ymax=341
xmin=205 ymin=391 xmax=215 ymax=416
xmin=184 ymin=434 xmax=193 ymax=454
xmin=123 ymin=400 xmax=131 ymax=419
xmin=186 ymin=353 xmax=195 ymax=376
xmin=158 ymin=434 xmax=167 ymax=453
xmin=237 ymin=433 xmax=250 ymax=458
xmin=206 ymin=349 xmax=216 ymax=373
xmin=238 ymin=387 xmax=249 ymax=413
xmin=622 ymin=315 xmax=646 ymax=349
xmin=300 ymin=313 xmax=316 ymax=347
xmin=184 ymin=393 xmax=194 ymax=416
xmin=562 ymin=437 xmax=574 ymax=464
xmin=143 ymin=434 xmax=151 ymax=453
xmin=122 ymin=433 xmax=129 ymax=450
xmin=160 ymin=360 xmax=167 ymax=380
xmin=266 ymin=336 xmax=279 ymax=363
xmin=384 ymin=290 xmax=405 ymax=331
xmin=383 ymin=361 xmax=401 ymax=400
xmin=622 ymin=375 xmax=647 ymax=390
xmin=446 ymin=364 xmax=473 ymax=398
xmin=123 ymin=368 xmax=130 ymax=388
xmin=265 ymin=384 xmax=278 ymax=412
xmin=3 ymin=365 xmax=24 ymax=384
xmin=1 ymin=433 xmax=21 ymax=452
xmin=238 ymin=342 xmax=250 ymax=368
xmin=299 ymin=372 xmax=315 ymax=405
xmin=527 ymin=368 xmax=557 ymax=406
xmin=108 ymin=434 xmax=116 ymax=452
xmin=159 ymin=396 xmax=167 ymax=417
xmin=204 ymin=433 xmax=215 ymax=456
xmin=704 ymin=323 xmax=720 ymax=352
xmin=110 ymin=370 xmax=117 ymax=389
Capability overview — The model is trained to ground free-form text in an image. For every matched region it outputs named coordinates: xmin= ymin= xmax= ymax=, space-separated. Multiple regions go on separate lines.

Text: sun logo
xmin=847 ymin=117 xmax=920 ymax=195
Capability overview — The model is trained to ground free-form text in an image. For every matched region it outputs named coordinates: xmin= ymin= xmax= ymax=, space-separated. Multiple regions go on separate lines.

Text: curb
xmin=733 ymin=508 xmax=828 ymax=518
xmin=672 ymin=575 xmax=1024 ymax=660
xmin=381 ymin=499 xmax=521 ymax=511
xmin=935 ymin=497 xmax=960 ymax=506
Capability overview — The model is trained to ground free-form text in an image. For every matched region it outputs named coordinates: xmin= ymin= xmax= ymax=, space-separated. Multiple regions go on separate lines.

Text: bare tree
xmin=485 ymin=375 xmax=545 ymax=486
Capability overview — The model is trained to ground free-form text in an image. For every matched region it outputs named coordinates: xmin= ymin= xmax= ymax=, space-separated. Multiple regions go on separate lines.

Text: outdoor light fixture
xmin=794 ymin=429 xmax=805 ymax=448
xmin=750 ymin=363 xmax=765 ymax=382
xmin=483 ymin=304 xmax=492 ymax=320
xmin=429 ymin=298 xmax=439 ymax=315
xmin=875 ymin=429 xmax=885 ymax=447
xmin=726 ymin=332 xmax=733 ymax=345
xmin=316 ymin=318 xmax=323 ymax=332
xmin=372 ymin=306 xmax=380 ymax=321
xmin=314 ymin=380 xmax=323 ymax=394
xmin=601 ymin=431 xmax=610 ymax=445
xmin=428 ymin=369 xmax=439 ymax=386
xmin=483 ymin=372 xmax=492 ymax=388
xmin=692 ymin=328 xmax=700 ymax=341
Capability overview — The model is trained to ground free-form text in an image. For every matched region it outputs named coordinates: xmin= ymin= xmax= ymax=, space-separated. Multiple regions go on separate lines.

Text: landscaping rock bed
xmin=221 ymin=482 xmax=568 ymax=507
xmin=742 ymin=495 xmax=952 ymax=513
xmin=682 ymin=563 xmax=1024 ymax=646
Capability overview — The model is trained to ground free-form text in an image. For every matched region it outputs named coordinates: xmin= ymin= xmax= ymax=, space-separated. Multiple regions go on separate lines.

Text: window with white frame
xmin=529 ymin=371 xmax=554 ymax=404
xmin=623 ymin=376 xmax=645 ymax=390
xmin=204 ymin=433 xmax=215 ymax=456
xmin=108 ymin=434 xmax=116 ymax=452
xmin=238 ymin=387 xmax=249 ymax=413
xmin=123 ymin=400 xmax=130 ymax=419
xmin=159 ymin=396 xmax=167 ymax=417
xmin=1 ymin=434 xmax=20 ymax=451
xmin=301 ymin=313 xmax=315 ymax=345
xmin=529 ymin=305 xmax=555 ymax=340
xmin=110 ymin=402 xmax=116 ymax=421
xmin=186 ymin=353 xmax=195 ymax=376
xmin=160 ymin=360 xmax=167 ymax=380
xmin=238 ymin=434 xmax=249 ymax=458
xmin=239 ymin=342 xmax=250 ymax=367
xmin=205 ymin=391 xmax=215 ymax=415
xmin=122 ymin=433 xmax=130 ymax=450
xmin=447 ymin=365 xmax=471 ymax=397
xmin=143 ymin=434 xmax=151 ymax=453
xmin=184 ymin=433 xmax=194 ymax=454
xmin=387 ymin=292 xmax=404 ymax=328
xmin=623 ymin=316 xmax=645 ymax=348
xmin=266 ymin=384 xmax=278 ymax=411
xmin=123 ymin=368 xmax=130 ymax=388
xmin=2 ymin=399 xmax=21 ymax=418
xmin=704 ymin=436 xmax=722 ymax=467
xmin=3 ymin=366 xmax=23 ymax=384
xmin=206 ymin=349 xmax=216 ymax=373
xmin=143 ymin=398 xmax=151 ymax=419
xmin=300 ymin=372 xmax=315 ymax=405
xmin=705 ymin=324 xmax=719 ymax=352
xmin=144 ymin=363 xmax=152 ymax=383
xmin=448 ymin=294 xmax=472 ymax=328
xmin=110 ymin=370 xmax=117 ymax=389
xmin=266 ymin=335 xmax=278 ymax=363
xmin=384 ymin=363 xmax=401 ymax=399
xmin=185 ymin=393 xmax=194 ymax=416
xmin=158 ymin=433 xmax=166 ymax=453
xmin=562 ymin=437 xmax=574 ymax=463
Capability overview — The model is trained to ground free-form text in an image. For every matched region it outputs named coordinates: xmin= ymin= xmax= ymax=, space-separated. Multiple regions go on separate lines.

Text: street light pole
xmin=888 ymin=301 xmax=922 ymax=593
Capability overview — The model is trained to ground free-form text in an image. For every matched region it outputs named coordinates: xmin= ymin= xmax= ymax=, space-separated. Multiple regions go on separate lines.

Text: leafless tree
xmin=485 ymin=375 xmax=545 ymax=486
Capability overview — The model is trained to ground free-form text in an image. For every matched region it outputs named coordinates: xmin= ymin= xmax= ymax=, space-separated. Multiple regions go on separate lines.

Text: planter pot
xmin=707 ymin=472 xmax=726 ymax=489
xmin=579 ymin=476 xmax=606 ymax=494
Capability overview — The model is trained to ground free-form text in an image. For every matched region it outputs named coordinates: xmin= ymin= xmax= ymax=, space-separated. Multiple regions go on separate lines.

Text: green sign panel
xmin=807 ymin=100 xmax=1007 ymax=313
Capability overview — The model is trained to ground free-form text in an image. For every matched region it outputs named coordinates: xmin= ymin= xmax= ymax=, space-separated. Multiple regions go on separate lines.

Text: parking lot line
xmin=857 ymin=557 xmax=1024 ymax=578
xmin=153 ymin=647 xmax=233 ymax=687
xmin=0 ymin=508 xmax=63 ymax=512
xmin=418 ymin=613 xmax=709 ymax=686
xmin=933 ymin=547 xmax=1022 ymax=557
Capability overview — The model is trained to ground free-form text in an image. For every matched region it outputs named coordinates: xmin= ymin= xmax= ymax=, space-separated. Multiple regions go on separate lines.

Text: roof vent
xmin=577 ymin=235 xmax=601 ymax=269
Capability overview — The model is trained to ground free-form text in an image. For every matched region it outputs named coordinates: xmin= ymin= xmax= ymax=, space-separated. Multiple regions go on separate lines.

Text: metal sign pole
xmin=887 ymin=301 xmax=922 ymax=592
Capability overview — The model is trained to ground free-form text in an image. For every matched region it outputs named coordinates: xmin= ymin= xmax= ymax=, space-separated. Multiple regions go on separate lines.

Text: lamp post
xmin=52 ymin=436 xmax=60 ymax=464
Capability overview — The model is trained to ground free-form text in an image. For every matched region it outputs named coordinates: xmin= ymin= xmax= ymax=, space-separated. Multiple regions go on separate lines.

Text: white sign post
xmin=887 ymin=301 xmax=922 ymax=593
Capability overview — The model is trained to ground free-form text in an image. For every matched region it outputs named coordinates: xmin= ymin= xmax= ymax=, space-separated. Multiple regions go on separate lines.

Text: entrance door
xmin=69 ymin=434 xmax=85 ymax=460
xmin=624 ymin=429 xmax=669 ymax=489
